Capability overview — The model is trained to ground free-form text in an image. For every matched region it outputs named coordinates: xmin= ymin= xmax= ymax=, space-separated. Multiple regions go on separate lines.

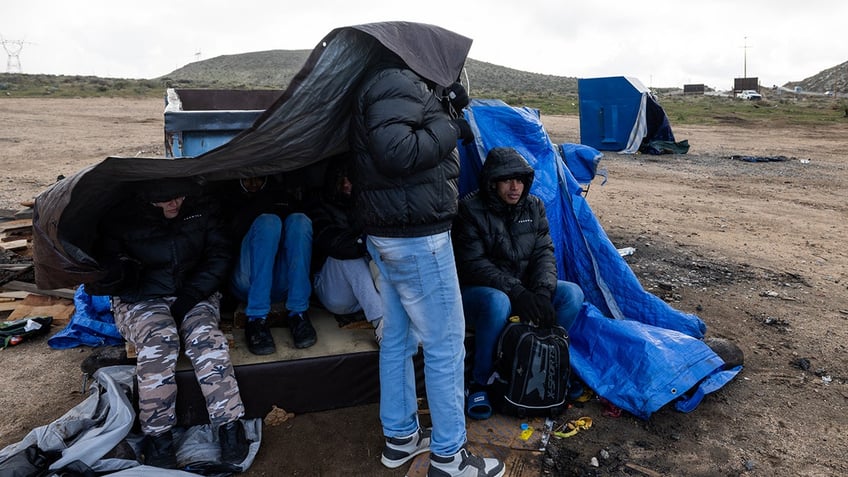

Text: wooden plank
xmin=0 ymin=218 xmax=32 ymax=233
xmin=0 ymin=264 xmax=32 ymax=271
xmin=0 ymin=301 xmax=20 ymax=311
xmin=1 ymin=281 xmax=76 ymax=300
xmin=0 ymin=291 xmax=30 ymax=299
xmin=0 ymin=239 xmax=28 ymax=251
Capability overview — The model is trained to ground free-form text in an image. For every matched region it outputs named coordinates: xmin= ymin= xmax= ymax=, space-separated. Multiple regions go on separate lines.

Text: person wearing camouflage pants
xmin=85 ymin=177 xmax=250 ymax=469
xmin=112 ymin=293 xmax=243 ymax=436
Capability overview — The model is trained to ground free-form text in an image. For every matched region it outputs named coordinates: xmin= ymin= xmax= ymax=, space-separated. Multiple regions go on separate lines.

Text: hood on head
xmin=480 ymin=147 xmax=534 ymax=203
xmin=136 ymin=177 xmax=199 ymax=203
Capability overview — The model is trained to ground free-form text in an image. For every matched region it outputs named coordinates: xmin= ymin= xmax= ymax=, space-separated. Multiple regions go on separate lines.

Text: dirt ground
xmin=0 ymin=98 xmax=846 ymax=477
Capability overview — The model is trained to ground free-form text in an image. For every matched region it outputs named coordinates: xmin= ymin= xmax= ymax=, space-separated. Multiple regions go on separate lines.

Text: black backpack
xmin=493 ymin=322 xmax=570 ymax=417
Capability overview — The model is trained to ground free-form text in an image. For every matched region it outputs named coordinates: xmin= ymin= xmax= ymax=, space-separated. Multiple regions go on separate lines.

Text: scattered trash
xmin=799 ymin=159 xmax=810 ymax=164
xmin=263 ymin=405 xmax=295 ymax=426
xmin=730 ymin=155 xmax=789 ymax=163
xmin=760 ymin=290 xmax=779 ymax=297
xmin=590 ymin=456 xmax=599 ymax=467
xmin=791 ymin=358 xmax=811 ymax=371
xmin=553 ymin=417 xmax=593 ymax=438
xmin=743 ymin=459 xmax=756 ymax=471
xmin=617 ymin=247 xmax=636 ymax=257
xmin=821 ymin=376 xmax=833 ymax=385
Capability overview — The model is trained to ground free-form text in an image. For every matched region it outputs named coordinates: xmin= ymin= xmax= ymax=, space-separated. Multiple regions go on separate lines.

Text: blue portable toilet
xmin=578 ymin=76 xmax=650 ymax=153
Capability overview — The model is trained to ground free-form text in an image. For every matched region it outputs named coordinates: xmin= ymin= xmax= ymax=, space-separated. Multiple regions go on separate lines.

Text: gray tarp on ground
xmin=0 ymin=365 xmax=262 ymax=475
xmin=32 ymin=21 xmax=472 ymax=290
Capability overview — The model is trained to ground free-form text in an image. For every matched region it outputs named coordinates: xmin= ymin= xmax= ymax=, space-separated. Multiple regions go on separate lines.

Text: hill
xmin=160 ymin=49 xmax=579 ymax=96
xmin=786 ymin=59 xmax=848 ymax=93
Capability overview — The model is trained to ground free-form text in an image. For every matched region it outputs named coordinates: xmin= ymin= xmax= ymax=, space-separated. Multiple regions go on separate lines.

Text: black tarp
xmin=33 ymin=22 xmax=472 ymax=289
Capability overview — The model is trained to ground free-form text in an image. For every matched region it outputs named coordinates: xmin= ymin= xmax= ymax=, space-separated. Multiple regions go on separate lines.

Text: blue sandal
xmin=466 ymin=390 xmax=493 ymax=420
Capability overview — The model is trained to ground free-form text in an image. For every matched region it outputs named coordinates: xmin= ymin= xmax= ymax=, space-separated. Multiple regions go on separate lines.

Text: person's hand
xmin=534 ymin=294 xmax=556 ymax=328
xmin=446 ymin=82 xmax=469 ymax=111
xmin=511 ymin=289 xmax=541 ymax=324
xmin=451 ymin=118 xmax=474 ymax=145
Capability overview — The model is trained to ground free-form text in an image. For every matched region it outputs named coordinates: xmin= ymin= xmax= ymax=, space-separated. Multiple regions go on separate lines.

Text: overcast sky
xmin=2 ymin=0 xmax=845 ymax=91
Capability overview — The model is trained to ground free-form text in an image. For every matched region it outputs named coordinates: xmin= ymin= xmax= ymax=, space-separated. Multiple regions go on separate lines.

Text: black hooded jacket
xmin=86 ymin=189 xmax=231 ymax=305
xmin=349 ymin=57 xmax=462 ymax=238
xmin=452 ymin=147 xmax=558 ymax=299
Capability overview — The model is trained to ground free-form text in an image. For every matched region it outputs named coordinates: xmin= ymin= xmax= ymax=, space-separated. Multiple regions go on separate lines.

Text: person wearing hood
xmin=85 ymin=177 xmax=249 ymax=469
xmin=350 ymin=50 xmax=504 ymax=477
xmin=452 ymin=147 xmax=585 ymax=420
xmin=309 ymin=156 xmax=383 ymax=344
xmin=220 ymin=174 xmax=317 ymax=355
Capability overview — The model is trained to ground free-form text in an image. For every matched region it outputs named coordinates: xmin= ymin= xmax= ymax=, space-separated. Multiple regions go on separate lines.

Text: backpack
xmin=493 ymin=321 xmax=570 ymax=417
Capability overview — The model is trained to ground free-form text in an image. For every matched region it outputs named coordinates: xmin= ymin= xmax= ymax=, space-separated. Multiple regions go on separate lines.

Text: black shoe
xmin=287 ymin=311 xmax=317 ymax=349
xmin=143 ymin=430 xmax=177 ymax=469
xmin=219 ymin=420 xmax=249 ymax=465
xmin=245 ymin=319 xmax=276 ymax=355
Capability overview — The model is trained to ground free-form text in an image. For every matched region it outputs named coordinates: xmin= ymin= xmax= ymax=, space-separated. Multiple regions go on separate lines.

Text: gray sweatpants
xmin=112 ymin=293 xmax=244 ymax=436
xmin=313 ymin=257 xmax=383 ymax=322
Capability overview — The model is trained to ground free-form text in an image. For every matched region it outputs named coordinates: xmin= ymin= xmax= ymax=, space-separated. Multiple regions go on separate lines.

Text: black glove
xmin=511 ymin=289 xmax=541 ymax=324
xmin=446 ymin=82 xmax=469 ymax=111
xmin=451 ymin=118 xmax=474 ymax=145
xmin=170 ymin=295 xmax=197 ymax=324
xmin=534 ymin=294 xmax=556 ymax=328
xmin=87 ymin=256 xmax=141 ymax=295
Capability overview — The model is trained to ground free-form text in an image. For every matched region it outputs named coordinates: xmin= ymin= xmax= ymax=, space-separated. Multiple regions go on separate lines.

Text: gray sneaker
xmin=381 ymin=427 xmax=431 ymax=468
xmin=428 ymin=447 xmax=505 ymax=477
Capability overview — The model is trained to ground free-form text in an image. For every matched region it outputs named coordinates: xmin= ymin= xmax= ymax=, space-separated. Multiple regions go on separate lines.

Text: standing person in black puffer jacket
xmin=350 ymin=49 xmax=504 ymax=477
xmin=85 ymin=178 xmax=249 ymax=470
xmin=452 ymin=147 xmax=584 ymax=420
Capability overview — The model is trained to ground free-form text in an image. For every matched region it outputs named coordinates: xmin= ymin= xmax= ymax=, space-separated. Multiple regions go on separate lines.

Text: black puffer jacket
xmin=87 ymin=194 xmax=231 ymax=305
xmin=309 ymin=160 xmax=366 ymax=272
xmin=350 ymin=61 xmax=461 ymax=238
xmin=452 ymin=147 xmax=557 ymax=299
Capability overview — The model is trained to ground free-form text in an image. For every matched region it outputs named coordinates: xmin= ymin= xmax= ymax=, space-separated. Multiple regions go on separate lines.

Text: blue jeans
xmin=462 ymin=281 xmax=584 ymax=386
xmin=230 ymin=213 xmax=312 ymax=318
xmin=367 ymin=232 xmax=466 ymax=457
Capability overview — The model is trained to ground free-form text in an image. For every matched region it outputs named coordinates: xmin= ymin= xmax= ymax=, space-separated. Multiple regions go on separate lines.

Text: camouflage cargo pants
xmin=112 ymin=293 xmax=245 ymax=436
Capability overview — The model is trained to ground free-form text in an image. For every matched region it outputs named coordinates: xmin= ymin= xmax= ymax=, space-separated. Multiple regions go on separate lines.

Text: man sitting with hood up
xmin=452 ymin=147 xmax=585 ymax=420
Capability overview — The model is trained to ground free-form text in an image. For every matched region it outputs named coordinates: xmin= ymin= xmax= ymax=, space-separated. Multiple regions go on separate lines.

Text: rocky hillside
xmin=786 ymin=60 xmax=848 ymax=93
xmin=160 ymin=49 xmax=578 ymax=95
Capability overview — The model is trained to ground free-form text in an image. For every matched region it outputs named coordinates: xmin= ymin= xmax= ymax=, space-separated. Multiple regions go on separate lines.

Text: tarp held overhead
xmin=32 ymin=21 xmax=472 ymax=290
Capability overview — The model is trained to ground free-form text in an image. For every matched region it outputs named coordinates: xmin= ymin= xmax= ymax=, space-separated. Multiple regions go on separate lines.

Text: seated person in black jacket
xmin=310 ymin=157 xmax=383 ymax=344
xmin=85 ymin=177 xmax=248 ymax=469
xmin=220 ymin=174 xmax=317 ymax=354
xmin=452 ymin=147 xmax=585 ymax=420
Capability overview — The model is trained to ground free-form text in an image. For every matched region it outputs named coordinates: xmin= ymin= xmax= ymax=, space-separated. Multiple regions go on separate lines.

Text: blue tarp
xmin=48 ymin=286 xmax=122 ymax=349
xmin=460 ymin=99 xmax=740 ymax=419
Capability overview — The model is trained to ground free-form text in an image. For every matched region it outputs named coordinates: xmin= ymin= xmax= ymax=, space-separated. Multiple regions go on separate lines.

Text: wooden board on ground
xmin=406 ymin=414 xmax=546 ymax=477
xmin=6 ymin=294 xmax=75 ymax=323
xmin=0 ymin=218 xmax=32 ymax=233
xmin=1 ymin=281 xmax=76 ymax=300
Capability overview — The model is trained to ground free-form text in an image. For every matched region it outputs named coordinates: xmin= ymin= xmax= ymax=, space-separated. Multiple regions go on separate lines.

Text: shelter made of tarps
xmin=459 ymin=99 xmax=739 ymax=419
xmin=578 ymin=76 xmax=688 ymax=155
xmin=32 ymin=21 xmax=472 ymax=290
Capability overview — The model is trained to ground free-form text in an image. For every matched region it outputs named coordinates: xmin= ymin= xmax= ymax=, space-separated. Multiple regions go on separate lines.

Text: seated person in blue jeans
xmin=452 ymin=147 xmax=584 ymax=419
xmin=310 ymin=158 xmax=384 ymax=344
xmin=221 ymin=175 xmax=316 ymax=354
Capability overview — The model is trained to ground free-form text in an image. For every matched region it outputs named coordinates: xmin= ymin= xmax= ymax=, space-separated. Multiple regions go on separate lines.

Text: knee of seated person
xmin=285 ymin=212 xmax=312 ymax=228
xmin=253 ymin=213 xmax=283 ymax=231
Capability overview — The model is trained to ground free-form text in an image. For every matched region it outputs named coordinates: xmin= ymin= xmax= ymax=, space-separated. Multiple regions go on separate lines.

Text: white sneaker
xmin=381 ymin=427 xmax=431 ymax=468
xmin=428 ymin=447 xmax=504 ymax=477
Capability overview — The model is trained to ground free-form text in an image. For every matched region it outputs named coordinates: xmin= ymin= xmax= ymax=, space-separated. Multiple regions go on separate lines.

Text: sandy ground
xmin=0 ymin=98 xmax=846 ymax=476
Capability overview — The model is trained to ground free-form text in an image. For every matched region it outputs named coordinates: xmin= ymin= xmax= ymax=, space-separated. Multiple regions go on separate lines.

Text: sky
xmin=2 ymin=0 xmax=846 ymax=91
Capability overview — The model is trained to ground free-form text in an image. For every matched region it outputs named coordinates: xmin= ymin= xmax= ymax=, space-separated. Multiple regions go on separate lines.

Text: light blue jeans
xmin=367 ymin=232 xmax=466 ymax=457
xmin=462 ymin=281 xmax=584 ymax=386
xmin=230 ymin=213 xmax=312 ymax=319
